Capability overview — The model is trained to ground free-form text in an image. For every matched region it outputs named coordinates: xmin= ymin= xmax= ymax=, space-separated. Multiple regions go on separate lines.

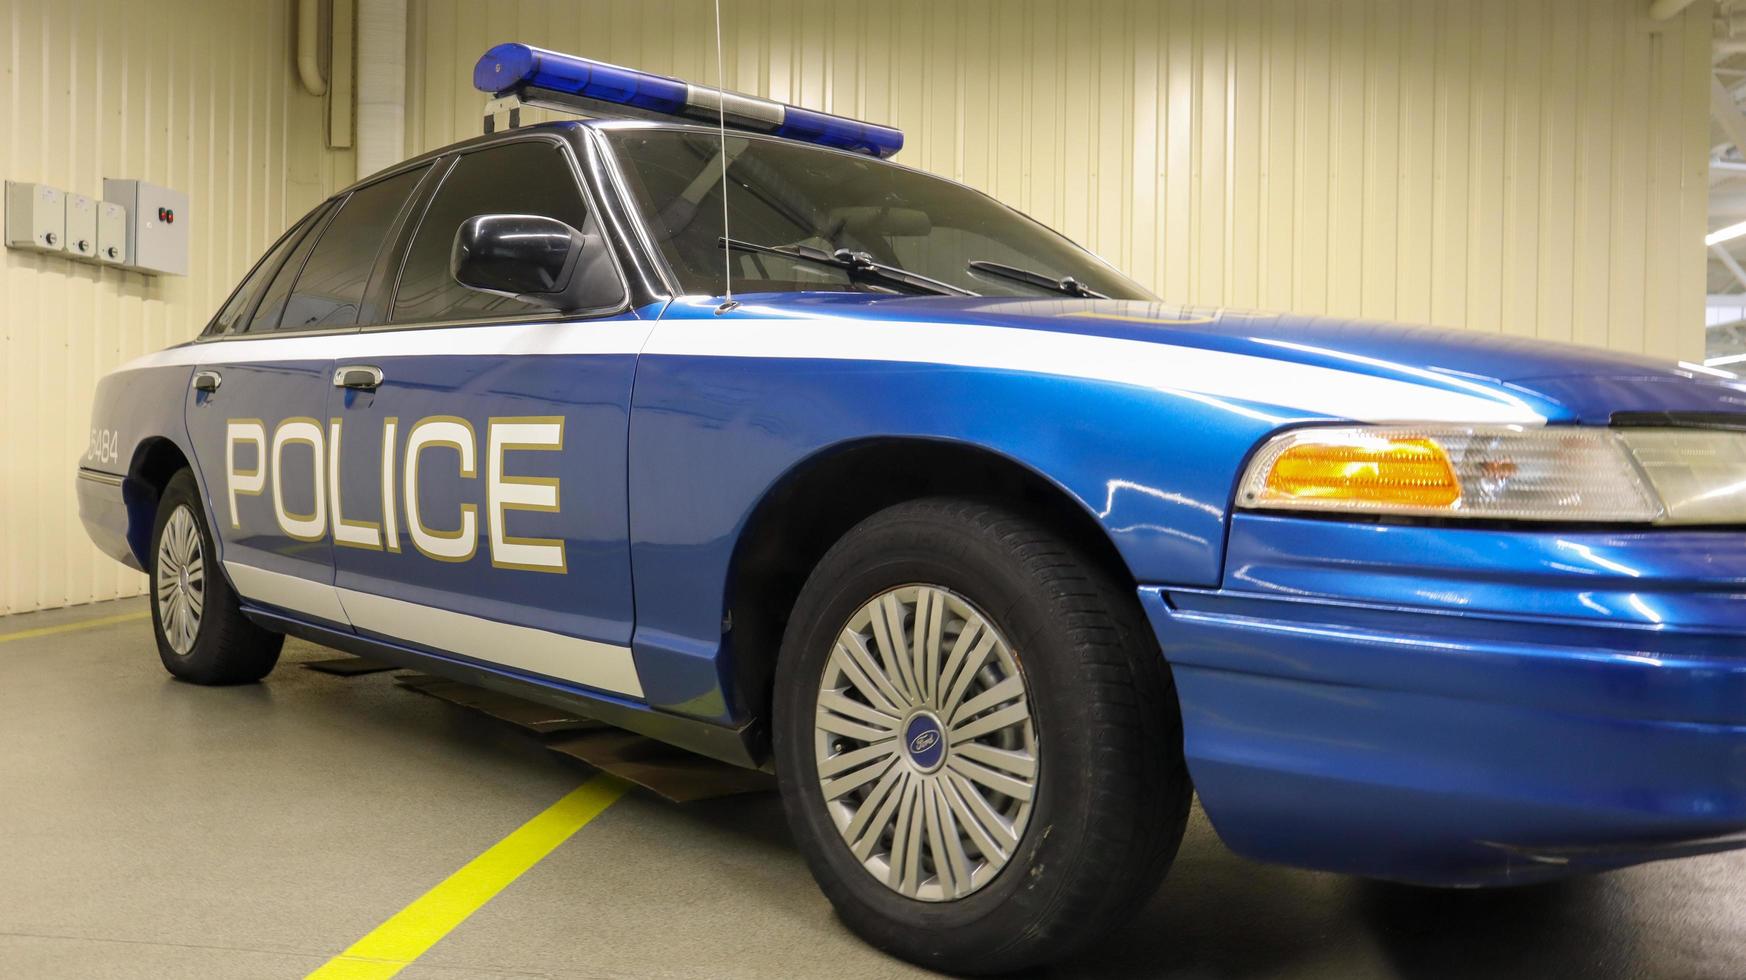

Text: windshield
xmin=604 ymin=127 xmax=1153 ymax=300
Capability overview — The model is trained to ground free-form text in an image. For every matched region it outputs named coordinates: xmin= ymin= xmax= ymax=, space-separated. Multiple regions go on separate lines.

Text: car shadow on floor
xmin=284 ymin=655 xmax=1734 ymax=980
xmin=1356 ymin=879 xmax=1619 ymax=980
xmin=665 ymin=788 xmax=1640 ymax=980
xmin=1041 ymin=814 xmax=1669 ymax=980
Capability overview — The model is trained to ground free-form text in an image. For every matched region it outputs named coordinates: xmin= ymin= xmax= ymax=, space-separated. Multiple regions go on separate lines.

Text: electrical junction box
xmin=103 ymin=178 xmax=188 ymax=276
xmin=96 ymin=201 xmax=127 ymax=265
xmin=64 ymin=193 xmax=97 ymax=259
xmin=5 ymin=181 xmax=66 ymax=252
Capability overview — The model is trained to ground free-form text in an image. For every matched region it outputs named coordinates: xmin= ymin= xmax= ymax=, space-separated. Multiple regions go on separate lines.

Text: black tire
xmin=148 ymin=469 xmax=282 ymax=684
xmin=772 ymin=497 xmax=1192 ymax=975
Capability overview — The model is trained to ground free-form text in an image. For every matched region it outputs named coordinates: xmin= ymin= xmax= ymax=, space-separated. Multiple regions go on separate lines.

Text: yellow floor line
xmin=0 ymin=610 xmax=150 ymax=645
xmin=306 ymin=773 xmax=631 ymax=980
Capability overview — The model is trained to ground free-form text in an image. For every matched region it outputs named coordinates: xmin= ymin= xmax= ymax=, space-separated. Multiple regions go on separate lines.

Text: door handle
xmin=191 ymin=370 xmax=222 ymax=393
xmin=333 ymin=365 xmax=384 ymax=391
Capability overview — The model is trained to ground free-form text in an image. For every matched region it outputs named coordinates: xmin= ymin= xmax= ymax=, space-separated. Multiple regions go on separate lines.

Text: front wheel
xmin=149 ymin=469 xmax=282 ymax=684
xmin=772 ymin=498 xmax=1191 ymax=975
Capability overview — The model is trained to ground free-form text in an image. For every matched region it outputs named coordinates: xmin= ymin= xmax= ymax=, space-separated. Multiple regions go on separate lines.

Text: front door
xmin=327 ymin=136 xmax=647 ymax=700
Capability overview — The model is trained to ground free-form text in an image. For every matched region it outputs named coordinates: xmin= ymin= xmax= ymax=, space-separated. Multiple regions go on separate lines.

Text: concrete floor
xmin=2 ymin=598 xmax=1744 ymax=980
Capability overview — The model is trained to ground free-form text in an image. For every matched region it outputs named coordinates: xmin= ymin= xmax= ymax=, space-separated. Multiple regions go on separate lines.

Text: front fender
xmin=626 ymin=320 xmax=1300 ymax=720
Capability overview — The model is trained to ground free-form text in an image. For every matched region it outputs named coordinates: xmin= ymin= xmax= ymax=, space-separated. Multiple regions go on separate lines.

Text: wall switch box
xmin=96 ymin=202 xmax=127 ymax=265
xmin=5 ymin=181 xmax=66 ymax=252
xmin=64 ymin=193 xmax=97 ymax=258
xmin=102 ymin=179 xmax=188 ymax=276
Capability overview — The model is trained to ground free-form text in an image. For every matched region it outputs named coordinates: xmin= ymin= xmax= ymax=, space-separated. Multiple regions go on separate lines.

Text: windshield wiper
xmin=720 ymin=237 xmax=976 ymax=297
xmin=967 ymin=259 xmax=1107 ymax=299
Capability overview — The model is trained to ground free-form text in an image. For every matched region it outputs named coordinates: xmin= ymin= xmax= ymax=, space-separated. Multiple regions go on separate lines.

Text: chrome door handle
xmin=191 ymin=370 xmax=222 ymax=393
xmin=333 ymin=365 xmax=384 ymax=390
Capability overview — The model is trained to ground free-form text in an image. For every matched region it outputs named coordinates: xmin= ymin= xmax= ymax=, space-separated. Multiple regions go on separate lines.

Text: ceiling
xmin=1706 ymin=2 xmax=1746 ymax=356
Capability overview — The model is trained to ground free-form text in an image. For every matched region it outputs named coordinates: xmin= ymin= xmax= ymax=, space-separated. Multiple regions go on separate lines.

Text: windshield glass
xmin=604 ymin=127 xmax=1152 ymax=300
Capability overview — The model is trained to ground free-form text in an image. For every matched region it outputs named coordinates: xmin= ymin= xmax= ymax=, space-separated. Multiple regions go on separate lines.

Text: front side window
xmin=606 ymin=127 xmax=1151 ymax=300
xmin=279 ymin=165 xmax=430 ymax=331
xmin=393 ymin=140 xmax=594 ymax=323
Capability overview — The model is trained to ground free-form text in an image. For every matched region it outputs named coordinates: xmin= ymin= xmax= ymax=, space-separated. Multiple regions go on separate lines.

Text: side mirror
xmin=450 ymin=213 xmax=623 ymax=312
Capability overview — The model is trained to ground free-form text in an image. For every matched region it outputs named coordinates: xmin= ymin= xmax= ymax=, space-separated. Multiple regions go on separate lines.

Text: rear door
xmin=327 ymin=135 xmax=649 ymax=700
xmin=183 ymin=164 xmax=434 ymax=627
xmin=183 ymin=203 xmax=347 ymax=624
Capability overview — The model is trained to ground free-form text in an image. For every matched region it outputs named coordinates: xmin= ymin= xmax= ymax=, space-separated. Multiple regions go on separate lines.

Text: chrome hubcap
xmin=814 ymin=585 xmax=1038 ymax=902
xmin=155 ymin=505 xmax=204 ymax=655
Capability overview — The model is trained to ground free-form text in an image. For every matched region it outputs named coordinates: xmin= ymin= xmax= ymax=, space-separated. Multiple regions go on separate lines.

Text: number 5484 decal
xmin=85 ymin=427 xmax=122 ymax=467
xmin=225 ymin=415 xmax=567 ymax=573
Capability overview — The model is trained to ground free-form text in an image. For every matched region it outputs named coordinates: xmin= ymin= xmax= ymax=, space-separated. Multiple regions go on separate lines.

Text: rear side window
xmin=279 ymin=165 xmax=429 ymax=331
xmin=392 ymin=140 xmax=591 ymax=324
xmin=203 ymin=205 xmax=327 ymax=337
xmin=246 ymin=209 xmax=328 ymax=333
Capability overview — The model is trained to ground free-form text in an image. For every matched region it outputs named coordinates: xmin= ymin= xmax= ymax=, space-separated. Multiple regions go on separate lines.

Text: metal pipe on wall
xmin=297 ymin=0 xmax=328 ymax=96
xmin=356 ymin=0 xmax=407 ymax=177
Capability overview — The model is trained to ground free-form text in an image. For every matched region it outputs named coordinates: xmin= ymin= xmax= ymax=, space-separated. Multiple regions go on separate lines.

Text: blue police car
xmin=75 ymin=43 xmax=1746 ymax=974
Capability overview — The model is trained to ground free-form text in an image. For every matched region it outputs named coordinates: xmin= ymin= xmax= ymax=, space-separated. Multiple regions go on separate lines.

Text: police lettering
xmin=225 ymin=415 xmax=565 ymax=572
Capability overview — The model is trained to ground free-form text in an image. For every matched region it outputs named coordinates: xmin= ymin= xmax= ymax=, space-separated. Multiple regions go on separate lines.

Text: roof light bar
xmin=473 ymin=42 xmax=904 ymax=158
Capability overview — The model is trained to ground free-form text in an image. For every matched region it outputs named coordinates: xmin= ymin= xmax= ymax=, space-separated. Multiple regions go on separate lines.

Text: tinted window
xmin=393 ymin=140 xmax=592 ymax=323
xmin=247 ymin=208 xmax=328 ymax=333
xmin=203 ymin=206 xmax=326 ymax=337
xmin=280 ymin=166 xmax=428 ymax=331
xmin=607 ymin=128 xmax=1150 ymax=300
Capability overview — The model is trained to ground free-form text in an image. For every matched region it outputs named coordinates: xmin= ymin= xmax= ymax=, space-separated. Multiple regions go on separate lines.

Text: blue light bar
xmin=473 ymin=42 xmax=905 ymax=159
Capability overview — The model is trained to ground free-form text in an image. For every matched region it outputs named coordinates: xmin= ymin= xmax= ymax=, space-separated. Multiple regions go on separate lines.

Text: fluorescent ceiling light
xmin=1707 ymin=220 xmax=1746 ymax=247
xmin=1681 ymin=360 xmax=1740 ymax=377
xmin=1702 ymin=352 xmax=1746 ymax=367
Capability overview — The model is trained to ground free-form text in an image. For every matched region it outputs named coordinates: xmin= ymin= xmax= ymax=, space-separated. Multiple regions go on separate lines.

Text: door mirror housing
xmin=450 ymin=213 xmax=624 ymax=313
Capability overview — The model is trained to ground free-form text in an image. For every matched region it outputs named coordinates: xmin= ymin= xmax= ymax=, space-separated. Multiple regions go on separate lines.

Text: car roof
xmin=582 ymin=117 xmax=945 ymax=180
xmin=325 ymin=120 xmax=590 ymax=202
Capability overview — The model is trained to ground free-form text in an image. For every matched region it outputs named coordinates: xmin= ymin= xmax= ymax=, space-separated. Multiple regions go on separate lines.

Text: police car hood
xmin=743 ymin=294 xmax=1746 ymax=424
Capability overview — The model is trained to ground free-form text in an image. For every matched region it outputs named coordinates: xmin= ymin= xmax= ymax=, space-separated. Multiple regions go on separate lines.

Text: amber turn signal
xmin=1259 ymin=437 xmax=1460 ymax=508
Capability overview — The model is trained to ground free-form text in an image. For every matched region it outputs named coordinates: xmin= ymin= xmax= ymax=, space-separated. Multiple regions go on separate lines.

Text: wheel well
xmin=122 ymin=438 xmax=191 ymax=565
xmin=723 ymin=438 xmax=1136 ymax=734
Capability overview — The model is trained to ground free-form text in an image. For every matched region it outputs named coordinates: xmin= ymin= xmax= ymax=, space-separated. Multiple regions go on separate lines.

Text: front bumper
xmin=1145 ymin=514 xmax=1746 ymax=886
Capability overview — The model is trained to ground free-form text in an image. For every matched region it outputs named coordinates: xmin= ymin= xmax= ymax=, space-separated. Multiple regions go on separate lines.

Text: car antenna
xmin=712 ymin=0 xmax=739 ymax=316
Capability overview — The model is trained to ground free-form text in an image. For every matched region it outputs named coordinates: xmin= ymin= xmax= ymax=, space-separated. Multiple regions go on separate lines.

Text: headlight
xmin=1237 ymin=425 xmax=1746 ymax=524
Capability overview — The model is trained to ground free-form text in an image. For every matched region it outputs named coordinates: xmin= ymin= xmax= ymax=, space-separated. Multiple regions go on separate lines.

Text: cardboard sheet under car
xmin=302 ymin=655 xmax=400 ymax=677
xmin=395 ymin=673 xmax=606 ymax=734
xmin=392 ymin=671 xmax=775 ymax=803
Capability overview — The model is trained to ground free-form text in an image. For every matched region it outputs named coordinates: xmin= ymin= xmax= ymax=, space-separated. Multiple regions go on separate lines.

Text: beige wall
xmin=0 ymin=0 xmax=354 ymax=614
xmin=410 ymin=0 xmax=1712 ymax=358
xmin=0 ymin=0 xmax=1717 ymax=614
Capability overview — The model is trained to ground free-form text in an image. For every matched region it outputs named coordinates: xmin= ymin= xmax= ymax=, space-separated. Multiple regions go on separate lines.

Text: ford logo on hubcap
xmin=903 ymin=713 xmax=946 ymax=772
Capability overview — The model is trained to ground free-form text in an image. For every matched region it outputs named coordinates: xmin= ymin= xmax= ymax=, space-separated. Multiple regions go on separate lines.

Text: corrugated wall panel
xmin=0 ymin=0 xmax=353 ymax=615
xmin=408 ymin=0 xmax=1708 ymax=359
xmin=2 ymin=0 xmax=1715 ymax=616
